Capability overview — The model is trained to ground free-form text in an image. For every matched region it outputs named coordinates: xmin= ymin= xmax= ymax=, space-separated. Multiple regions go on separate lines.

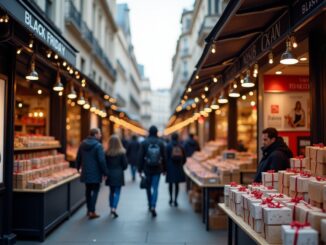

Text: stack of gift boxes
xmin=14 ymin=134 xmax=60 ymax=148
xmin=223 ymin=144 xmax=326 ymax=244
xmin=13 ymin=150 xmax=78 ymax=190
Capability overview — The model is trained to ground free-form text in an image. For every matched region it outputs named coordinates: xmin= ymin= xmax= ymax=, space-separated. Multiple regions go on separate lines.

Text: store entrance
xmin=262 ymin=39 xmax=310 ymax=156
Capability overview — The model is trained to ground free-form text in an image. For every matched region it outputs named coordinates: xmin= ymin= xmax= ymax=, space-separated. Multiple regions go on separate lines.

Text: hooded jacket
xmin=76 ymin=137 xmax=108 ymax=183
xmin=254 ymin=137 xmax=293 ymax=182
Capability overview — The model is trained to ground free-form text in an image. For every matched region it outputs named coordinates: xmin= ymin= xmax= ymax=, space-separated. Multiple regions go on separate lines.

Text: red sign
xmin=271 ymin=105 xmax=279 ymax=114
xmin=264 ymin=75 xmax=309 ymax=92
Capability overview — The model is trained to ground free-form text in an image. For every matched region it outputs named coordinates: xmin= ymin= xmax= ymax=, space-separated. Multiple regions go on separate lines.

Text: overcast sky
xmin=117 ymin=0 xmax=195 ymax=90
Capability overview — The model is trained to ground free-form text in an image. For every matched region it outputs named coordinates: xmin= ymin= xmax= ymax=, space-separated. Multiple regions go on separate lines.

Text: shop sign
xmin=264 ymin=75 xmax=310 ymax=92
xmin=292 ymin=0 xmax=324 ymax=25
xmin=0 ymin=79 xmax=4 ymax=184
xmin=0 ymin=0 xmax=76 ymax=65
xmin=24 ymin=11 xmax=66 ymax=58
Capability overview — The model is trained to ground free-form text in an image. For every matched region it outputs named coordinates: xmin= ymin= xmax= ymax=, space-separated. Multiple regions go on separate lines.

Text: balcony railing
xmin=66 ymin=0 xmax=116 ymax=79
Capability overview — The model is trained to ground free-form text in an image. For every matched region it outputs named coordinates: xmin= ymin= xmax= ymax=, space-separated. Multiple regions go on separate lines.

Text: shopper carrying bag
xmin=105 ymin=135 xmax=128 ymax=218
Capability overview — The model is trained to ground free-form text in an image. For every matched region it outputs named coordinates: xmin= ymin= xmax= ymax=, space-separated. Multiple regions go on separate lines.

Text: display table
xmin=218 ymin=203 xmax=281 ymax=245
xmin=13 ymin=174 xmax=85 ymax=241
xmin=184 ymin=166 xmax=224 ymax=231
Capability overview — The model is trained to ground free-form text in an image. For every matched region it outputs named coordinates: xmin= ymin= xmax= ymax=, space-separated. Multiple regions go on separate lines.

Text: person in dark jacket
xmin=105 ymin=134 xmax=128 ymax=218
xmin=183 ymin=133 xmax=200 ymax=157
xmin=126 ymin=135 xmax=140 ymax=181
xmin=166 ymin=133 xmax=186 ymax=207
xmin=254 ymin=128 xmax=293 ymax=182
xmin=138 ymin=125 xmax=166 ymax=217
xmin=76 ymin=128 xmax=108 ymax=219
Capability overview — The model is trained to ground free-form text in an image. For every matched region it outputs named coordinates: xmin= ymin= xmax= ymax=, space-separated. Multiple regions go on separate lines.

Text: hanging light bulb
xmin=204 ymin=86 xmax=209 ymax=92
xmin=53 ymin=68 xmax=64 ymax=91
xmin=58 ymin=91 xmax=63 ymax=96
xmin=210 ymin=98 xmax=219 ymax=110
xmin=211 ymin=43 xmax=216 ymax=54
xmin=218 ymin=90 xmax=228 ymax=104
xmin=212 ymin=76 xmax=218 ymax=83
xmin=25 ymin=55 xmax=39 ymax=80
xmin=187 ymin=87 xmax=192 ymax=93
xmin=280 ymin=38 xmax=298 ymax=65
xmin=195 ymin=75 xmax=199 ymax=80
xmin=253 ymin=63 xmax=259 ymax=77
xmin=62 ymin=61 xmax=67 ymax=67
xmin=28 ymin=39 xmax=33 ymax=49
xmin=67 ymin=82 xmax=77 ymax=99
xmin=290 ymin=35 xmax=298 ymax=48
xmin=268 ymin=52 xmax=274 ymax=64
xmin=201 ymin=93 xmax=206 ymax=99
xmin=242 ymin=70 xmax=255 ymax=88
xmin=46 ymin=50 xmax=52 ymax=58
xmin=77 ymin=91 xmax=86 ymax=105
xmin=228 ymin=83 xmax=240 ymax=98
xmin=204 ymin=104 xmax=212 ymax=113
xmin=54 ymin=54 xmax=59 ymax=59
xmin=16 ymin=47 xmax=23 ymax=55
xmin=194 ymin=97 xmax=199 ymax=103
xmin=83 ymin=97 xmax=90 ymax=110
xmin=90 ymin=103 xmax=97 ymax=112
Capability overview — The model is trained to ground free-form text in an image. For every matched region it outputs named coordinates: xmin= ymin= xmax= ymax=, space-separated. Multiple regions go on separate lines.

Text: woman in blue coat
xmin=166 ymin=133 xmax=186 ymax=207
xmin=105 ymin=135 xmax=128 ymax=218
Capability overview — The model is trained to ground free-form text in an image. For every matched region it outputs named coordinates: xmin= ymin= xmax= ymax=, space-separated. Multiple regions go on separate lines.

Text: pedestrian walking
xmin=254 ymin=127 xmax=293 ymax=182
xmin=183 ymin=133 xmax=200 ymax=157
xmin=126 ymin=135 xmax=140 ymax=181
xmin=76 ymin=128 xmax=108 ymax=219
xmin=105 ymin=135 xmax=128 ymax=218
xmin=138 ymin=125 xmax=166 ymax=217
xmin=166 ymin=133 xmax=186 ymax=207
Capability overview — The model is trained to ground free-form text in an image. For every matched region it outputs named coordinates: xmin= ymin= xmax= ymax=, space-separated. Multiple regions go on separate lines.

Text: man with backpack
xmin=138 ymin=125 xmax=166 ymax=217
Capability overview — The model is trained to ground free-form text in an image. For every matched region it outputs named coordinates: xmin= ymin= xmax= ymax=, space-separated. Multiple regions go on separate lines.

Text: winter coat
xmin=137 ymin=136 xmax=167 ymax=175
xmin=165 ymin=140 xmax=186 ymax=183
xmin=76 ymin=137 xmax=108 ymax=183
xmin=126 ymin=139 xmax=140 ymax=165
xmin=183 ymin=138 xmax=200 ymax=157
xmin=254 ymin=137 xmax=293 ymax=182
xmin=105 ymin=153 xmax=128 ymax=187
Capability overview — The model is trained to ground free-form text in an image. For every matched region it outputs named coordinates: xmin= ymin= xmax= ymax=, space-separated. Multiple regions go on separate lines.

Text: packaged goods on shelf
xmin=14 ymin=134 xmax=60 ymax=148
xmin=281 ymin=223 xmax=318 ymax=245
xmin=222 ymin=149 xmax=237 ymax=160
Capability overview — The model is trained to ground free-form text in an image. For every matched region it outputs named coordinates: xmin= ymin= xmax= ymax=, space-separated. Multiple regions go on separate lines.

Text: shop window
xmin=14 ymin=79 xmax=50 ymax=137
xmin=66 ymin=99 xmax=81 ymax=161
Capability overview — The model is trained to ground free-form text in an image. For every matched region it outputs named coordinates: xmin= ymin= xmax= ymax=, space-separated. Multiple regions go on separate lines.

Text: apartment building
xmin=170 ymin=0 xmax=229 ymax=111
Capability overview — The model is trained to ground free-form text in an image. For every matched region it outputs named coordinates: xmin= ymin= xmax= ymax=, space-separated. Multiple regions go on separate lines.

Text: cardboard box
xmin=209 ymin=214 xmax=227 ymax=229
xmin=281 ymin=224 xmax=318 ymax=245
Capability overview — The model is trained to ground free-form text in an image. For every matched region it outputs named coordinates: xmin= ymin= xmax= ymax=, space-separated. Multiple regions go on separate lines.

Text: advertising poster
xmin=264 ymin=92 xmax=310 ymax=131
xmin=0 ymin=79 xmax=4 ymax=184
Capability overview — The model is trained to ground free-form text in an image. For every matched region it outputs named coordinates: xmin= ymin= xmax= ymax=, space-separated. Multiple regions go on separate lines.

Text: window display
xmin=66 ymin=99 xmax=81 ymax=161
xmin=0 ymin=78 xmax=5 ymax=184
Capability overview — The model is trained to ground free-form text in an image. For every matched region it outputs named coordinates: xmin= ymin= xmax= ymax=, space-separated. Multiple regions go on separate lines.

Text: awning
xmin=182 ymin=0 xmax=325 ymax=100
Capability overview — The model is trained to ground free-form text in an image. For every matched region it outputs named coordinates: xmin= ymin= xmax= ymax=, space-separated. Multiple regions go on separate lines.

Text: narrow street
xmin=17 ymin=168 xmax=227 ymax=245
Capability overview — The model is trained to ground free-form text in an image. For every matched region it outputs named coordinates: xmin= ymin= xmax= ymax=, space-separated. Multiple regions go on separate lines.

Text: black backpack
xmin=145 ymin=143 xmax=161 ymax=166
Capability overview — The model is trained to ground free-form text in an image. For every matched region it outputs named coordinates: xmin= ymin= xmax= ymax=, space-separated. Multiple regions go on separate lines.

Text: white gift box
xmin=231 ymin=188 xmax=249 ymax=204
xmin=241 ymin=193 xmax=262 ymax=209
xmin=225 ymin=196 xmax=230 ymax=207
xmin=250 ymin=202 xmax=268 ymax=219
xmin=248 ymin=184 xmax=262 ymax=191
xmin=249 ymin=216 xmax=263 ymax=233
xmin=262 ymin=171 xmax=279 ymax=182
xmin=281 ymin=224 xmax=318 ymax=245
xmin=235 ymin=203 xmax=243 ymax=217
xmin=263 ymin=205 xmax=292 ymax=225
xmin=224 ymin=184 xmax=240 ymax=196
xmin=283 ymin=200 xmax=305 ymax=221
xmin=306 ymin=211 xmax=326 ymax=232
xmin=262 ymin=224 xmax=282 ymax=244
xmin=290 ymin=175 xmax=314 ymax=193
xmin=290 ymin=157 xmax=308 ymax=169
xmin=307 ymin=177 xmax=326 ymax=203
xmin=297 ymin=204 xmax=322 ymax=223
xmin=258 ymin=186 xmax=278 ymax=196
xmin=321 ymin=219 xmax=326 ymax=243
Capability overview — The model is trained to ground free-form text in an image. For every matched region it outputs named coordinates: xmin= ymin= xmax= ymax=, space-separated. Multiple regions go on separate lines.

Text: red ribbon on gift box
xmin=290 ymin=221 xmax=310 ymax=245
xmin=238 ymin=186 xmax=247 ymax=192
xmin=295 ymin=155 xmax=305 ymax=170
xmin=252 ymin=182 xmax=261 ymax=186
xmin=313 ymin=143 xmax=324 ymax=148
xmin=315 ymin=176 xmax=326 ymax=181
xmin=290 ymin=197 xmax=304 ymax=221
xmin=267 ymin=202 xmax=282 ymax=208
xmin=230 ymin=182 xmax=238 ymax=187
xmin=271 ymin=193 xmax=284 ymax=198
xmin=267 ymin=186 xmax=274 ymax=190
xmin=261 ymin=197 xmax=274 ymax=205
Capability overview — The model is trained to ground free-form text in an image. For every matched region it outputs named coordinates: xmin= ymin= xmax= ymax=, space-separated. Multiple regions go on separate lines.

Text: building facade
xmin=31 ymin=0 xmax=142 ymax=118
xmin=139 ymin=65 xmax=152 ymax=130
xmin=151 ymin=89 xmax=171 ymax=135
xmin=170 ymin=0 xmax=229 ymax=111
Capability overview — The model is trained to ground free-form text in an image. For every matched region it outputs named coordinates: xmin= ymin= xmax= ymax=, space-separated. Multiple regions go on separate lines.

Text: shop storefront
xmin=0 ymin=1 xmax=121 ymax=243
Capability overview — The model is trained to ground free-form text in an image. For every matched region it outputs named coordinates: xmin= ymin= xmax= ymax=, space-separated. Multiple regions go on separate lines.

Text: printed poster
xmin=264 ymin=92 xmax=310 ymax=131
xmin=0 ymin=79 xmax=4 ymax=183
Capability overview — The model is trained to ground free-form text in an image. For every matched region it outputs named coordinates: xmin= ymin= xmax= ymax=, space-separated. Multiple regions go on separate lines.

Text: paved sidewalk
xmin=17 ymin=168 xmax=227 ymax=245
